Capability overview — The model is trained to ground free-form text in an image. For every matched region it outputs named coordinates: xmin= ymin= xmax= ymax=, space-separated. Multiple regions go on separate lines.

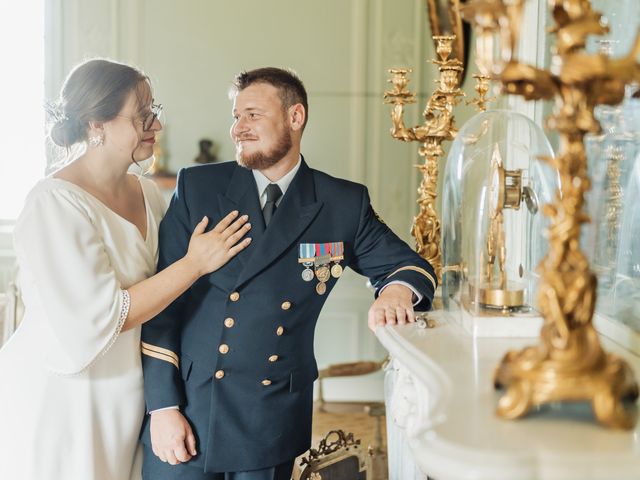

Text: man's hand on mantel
xmin=368 ymin=284 xmax=415 ymax=332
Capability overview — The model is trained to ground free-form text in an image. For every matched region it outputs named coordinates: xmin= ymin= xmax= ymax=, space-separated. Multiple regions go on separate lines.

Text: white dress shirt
xmin=252 ymin=156 xmax=302 ymax=209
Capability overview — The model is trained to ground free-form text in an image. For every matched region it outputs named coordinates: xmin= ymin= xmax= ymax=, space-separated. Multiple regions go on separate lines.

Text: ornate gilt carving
xmin=384 ymin=36 xmax=465 ymax=281
xmin=464 ymin=0 xmax=640 ymax=429
xmin=299 ymin=430 xmax=361 ymax=467
xmin=426 ymin=0 xmax=466 ymax=72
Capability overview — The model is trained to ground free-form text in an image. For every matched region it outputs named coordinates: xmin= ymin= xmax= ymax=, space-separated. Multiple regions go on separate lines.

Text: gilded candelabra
xmin=463 ymin=0 xmax=640 ymax=429
xmin=467 ymin=74 xmax=495 ymax=112
xmin=384 ymin=35 xmax=464 ymax=281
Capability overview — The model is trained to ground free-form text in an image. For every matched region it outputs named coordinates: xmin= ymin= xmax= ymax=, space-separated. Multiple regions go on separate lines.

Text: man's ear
xmin=288 ymin=104 xmax=306 ymax=132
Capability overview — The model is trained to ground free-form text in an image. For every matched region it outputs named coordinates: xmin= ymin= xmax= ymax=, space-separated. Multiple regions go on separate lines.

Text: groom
xmin=140 ymin=67 xmax=436 ymax=479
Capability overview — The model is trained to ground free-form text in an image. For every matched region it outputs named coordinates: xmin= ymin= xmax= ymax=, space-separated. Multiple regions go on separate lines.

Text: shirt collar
xmin=252 ymin=155 xmax=302 ymax=199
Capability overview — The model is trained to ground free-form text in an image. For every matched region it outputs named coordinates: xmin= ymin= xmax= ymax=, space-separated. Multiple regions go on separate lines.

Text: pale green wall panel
xmin=140 ymin=0 xmax=362 ymax=169
xmin=301 ymin=94 xmax=356 ymax=180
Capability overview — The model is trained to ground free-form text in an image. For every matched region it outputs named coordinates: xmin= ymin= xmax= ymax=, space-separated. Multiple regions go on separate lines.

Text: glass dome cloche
xmin=441 ymin=110 xmax=559 ymax=336
xmin=611 ymin=150 xmax=640 ymax=334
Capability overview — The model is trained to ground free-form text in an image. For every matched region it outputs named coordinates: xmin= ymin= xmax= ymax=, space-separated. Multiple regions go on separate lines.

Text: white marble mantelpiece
xmin=377 ymin=310 xmax=640 ymax=480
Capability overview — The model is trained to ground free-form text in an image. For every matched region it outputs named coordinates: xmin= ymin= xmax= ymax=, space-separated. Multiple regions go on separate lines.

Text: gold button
xmin=224 ymin=318 xmax=235 ymax=328
xmin=229 ymin=292 xmax=240 ymax=302
xmin=215 ymin=370 xmax=225 ymax=379
xmin=281 ymin=301 xmax=291 ymax=310
xmin=261 ymin=379 xmax=272 ymax=386
xmin=276 ymin=326 xmax=284 ymax=336
xmin=268 ymin=355 xmax=279 ymax=362
xmin=219 ymin=344 xmax=229 ymax=354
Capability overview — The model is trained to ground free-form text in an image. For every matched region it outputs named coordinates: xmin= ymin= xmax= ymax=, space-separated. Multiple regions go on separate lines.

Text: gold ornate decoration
xmin=426 ymin=0 xmax=466 ymax=77
xmin=467 ymin=74 xmax=496 ymax=112
xmin=299 ymin=430 xmax=361 ymax=467
xmin=384 ymin=35 xmax=465 ymax=282
xmin=458 ymin=1 xmax=504 ymax=113
xmin=463 ymin=0 xmax=640 ymax=429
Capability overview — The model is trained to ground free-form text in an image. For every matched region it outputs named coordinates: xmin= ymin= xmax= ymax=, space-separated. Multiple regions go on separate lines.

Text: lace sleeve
xmin=99 ymin=288 xmax=130 ymax=357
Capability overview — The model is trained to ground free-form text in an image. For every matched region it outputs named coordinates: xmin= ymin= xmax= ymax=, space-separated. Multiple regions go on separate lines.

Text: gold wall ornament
xmin=384 ymin=35 xmax=465 ymax=282
xmin=464 ymin=0 xmax=640 ymax=429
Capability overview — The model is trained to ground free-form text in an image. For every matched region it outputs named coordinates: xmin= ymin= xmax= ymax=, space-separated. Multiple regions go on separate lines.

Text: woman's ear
xmin=87 ymin=121 xmax=105 ymax=135
xmin=289 ymin=104 xmax=306 ymax=132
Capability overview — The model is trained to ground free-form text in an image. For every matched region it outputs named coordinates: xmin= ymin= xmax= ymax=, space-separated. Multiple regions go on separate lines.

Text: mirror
xmin=426 ymin=0 xmax=470 ymax=83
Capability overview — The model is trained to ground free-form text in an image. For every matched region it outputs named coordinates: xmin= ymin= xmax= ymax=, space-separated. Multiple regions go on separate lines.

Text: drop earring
xmin=88 ymin=134 xmax=104 ymax=147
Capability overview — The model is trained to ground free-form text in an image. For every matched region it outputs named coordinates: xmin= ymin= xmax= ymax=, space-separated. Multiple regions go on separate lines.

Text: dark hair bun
xmin=46 ymin=102 xmax=80 ymax=147
xmin=49 ymin=118 xmax=78 ymax=147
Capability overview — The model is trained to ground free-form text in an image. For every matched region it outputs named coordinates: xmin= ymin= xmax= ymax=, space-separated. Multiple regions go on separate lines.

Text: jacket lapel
xmin=217 ymin=165 xmax=266 ymax=269
xmin=235 ymin=159 xmax=323 ymax=288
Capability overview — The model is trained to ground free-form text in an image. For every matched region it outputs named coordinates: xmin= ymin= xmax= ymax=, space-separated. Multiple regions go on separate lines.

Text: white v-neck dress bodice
xmin=0 ymin=176 xmax=166 ymax=480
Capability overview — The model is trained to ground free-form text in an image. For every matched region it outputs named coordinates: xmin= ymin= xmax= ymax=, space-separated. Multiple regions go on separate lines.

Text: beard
xmin=235 ymin=126 xmax=293 ymax=171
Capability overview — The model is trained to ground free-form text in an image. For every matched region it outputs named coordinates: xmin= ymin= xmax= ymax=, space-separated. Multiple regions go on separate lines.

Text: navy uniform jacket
xmin=140 ymin=158 xmax=436 ymax=473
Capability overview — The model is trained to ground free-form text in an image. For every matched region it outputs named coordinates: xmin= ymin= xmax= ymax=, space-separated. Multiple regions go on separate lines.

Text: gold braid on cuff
xmin=385 ymin=266 xmax=437 ymax=291
xmin=141 ymin=342 xmax=179 ymax=369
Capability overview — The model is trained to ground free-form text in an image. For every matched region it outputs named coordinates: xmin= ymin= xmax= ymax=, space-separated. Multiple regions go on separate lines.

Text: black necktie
xmin=262 ymin=183 xmax=283 ymax=226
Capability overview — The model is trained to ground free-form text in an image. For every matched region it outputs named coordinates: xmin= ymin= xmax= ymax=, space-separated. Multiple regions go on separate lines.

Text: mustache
xmin=235 ymin=135 xmax=258 ymax=142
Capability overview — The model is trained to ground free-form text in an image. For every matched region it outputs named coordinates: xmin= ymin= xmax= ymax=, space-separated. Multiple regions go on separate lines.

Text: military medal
xmin=330 ymin=242 xmax=344 ymax=278
xmin=331 ymin=263 xmax=343 ymax=278
xmin=301 ymin=268 xmax=314 ymax=282
xmin=298 ymin=244 xmax=315 ymax=282
xmin=298 ymin=241 xmax=345 ymax=295
xmin=313 ymin=246 xmax=331 ymax=283
xmin=315 ymin=265 xmax=330 ymax=282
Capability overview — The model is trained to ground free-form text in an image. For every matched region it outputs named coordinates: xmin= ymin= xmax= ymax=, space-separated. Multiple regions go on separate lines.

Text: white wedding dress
xmin=0 ymin=175 xmax=165 ymax=480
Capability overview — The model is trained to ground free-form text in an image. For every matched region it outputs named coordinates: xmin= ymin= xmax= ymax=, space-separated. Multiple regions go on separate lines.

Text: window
xmin=0 ymin=0 xmax=45 ymax=219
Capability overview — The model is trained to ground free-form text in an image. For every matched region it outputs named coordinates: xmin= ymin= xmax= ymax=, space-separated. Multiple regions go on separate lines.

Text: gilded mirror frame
xmin=426 ymin=0 xmax=470 ymax=82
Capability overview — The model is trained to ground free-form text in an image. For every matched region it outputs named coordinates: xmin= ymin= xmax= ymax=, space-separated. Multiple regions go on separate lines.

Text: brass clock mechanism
xmin=470 ymin=144 xmax=537 ymax=311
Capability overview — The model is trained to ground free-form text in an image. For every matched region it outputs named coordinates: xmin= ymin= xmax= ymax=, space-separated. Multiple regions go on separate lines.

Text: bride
xmin=0 ymin=58 xmax=252 ymax=480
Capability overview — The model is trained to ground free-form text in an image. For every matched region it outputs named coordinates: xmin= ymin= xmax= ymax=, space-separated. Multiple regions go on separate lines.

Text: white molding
xmin=407 ymin=0 xmax=426 ymax=230
xmin=44 ymin=0 xmax=65 ymax=99
xmin=109 ymin=0 xmax=119 ymax=58
xmin=116 ymin=0 xmax=142 ymax=65
xmin=315 ymin=311 xmax=361 ymax=365
xmin=348 ymin=0 xmax=368 ymax=185
xmin=368 ymin=0 xmax=385 ymax=206
xmin=68 ymin=0 xmax=79 ymax=67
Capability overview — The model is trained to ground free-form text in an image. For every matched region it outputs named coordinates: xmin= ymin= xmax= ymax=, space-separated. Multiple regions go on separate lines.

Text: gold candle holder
xmin=463 ymin=0 xmax=640 ymax=429
xmin=384 ymin=35 xmax=465 ymax=282
xmin=467 ymin=74 xmax=495 ymax=112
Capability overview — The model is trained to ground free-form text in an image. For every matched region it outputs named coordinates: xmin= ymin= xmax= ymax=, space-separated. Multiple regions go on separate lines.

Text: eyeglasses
xmin=142 ymin=103 xmax=163 ymax=131
xmin=116 ymin=102 xmax=163 ymax=131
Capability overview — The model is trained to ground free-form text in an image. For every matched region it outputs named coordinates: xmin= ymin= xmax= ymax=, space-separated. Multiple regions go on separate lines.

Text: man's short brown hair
xmin=231 ymin=67 xmax=308 ymax=130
